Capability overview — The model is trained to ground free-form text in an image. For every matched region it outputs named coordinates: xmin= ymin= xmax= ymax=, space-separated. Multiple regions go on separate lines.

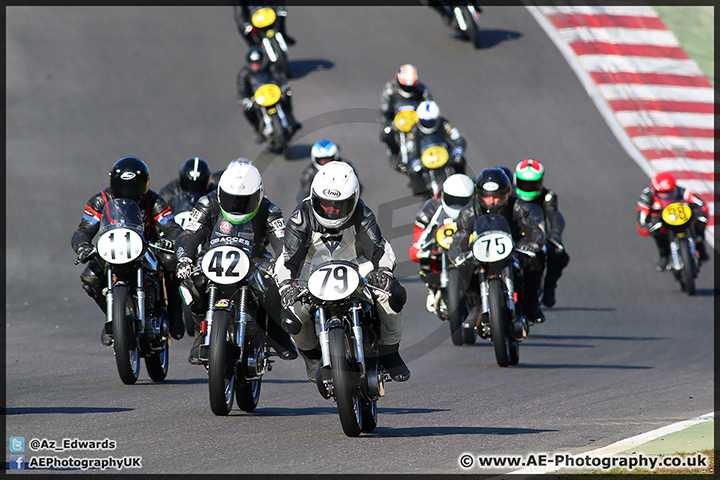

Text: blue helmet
xmin=311 ymin=139 xmax=339 ymax=169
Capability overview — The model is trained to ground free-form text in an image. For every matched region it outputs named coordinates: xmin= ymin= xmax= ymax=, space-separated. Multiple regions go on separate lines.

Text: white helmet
xmin=227 ymin=157 xmax=252 ymax=169
xmin=310 ymin=139 xmax=339 ymax=169
xmin=441 ymin=173 xmax=475 ymax=218
xmin=310 ymin=161 xmax=360 ymax=229
xmin=417 ymin=100 xmax=440 ymax=134
xmin=217 ymin=162 xmax=264 ymax=224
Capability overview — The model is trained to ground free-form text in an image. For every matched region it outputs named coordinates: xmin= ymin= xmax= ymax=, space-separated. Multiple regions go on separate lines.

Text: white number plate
xmin=201 ymin=245 xmax=251 ymax=284
xmin=308 ymin=264 xmax=360 ymax=301
xmin=174 ymin=211 xmax=193 ymax=230
xmin=97 ymin=228 xmax=145 ymax=264
xmin=472 ymin=232 xmax=513 ymax=263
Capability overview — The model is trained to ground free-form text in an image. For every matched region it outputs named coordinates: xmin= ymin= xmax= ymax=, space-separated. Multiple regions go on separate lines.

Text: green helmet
xmin=514 ymin=158 xmax=544 ymax=201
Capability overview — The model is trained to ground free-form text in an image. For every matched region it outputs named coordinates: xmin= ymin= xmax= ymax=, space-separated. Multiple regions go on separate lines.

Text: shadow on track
xmin=364 ymin=425 xmax=555 ymax=438
xmin=288 ymin=59 xmax=334 ymax=79
xmin=5 ymin=406 xmax=134 ymax=415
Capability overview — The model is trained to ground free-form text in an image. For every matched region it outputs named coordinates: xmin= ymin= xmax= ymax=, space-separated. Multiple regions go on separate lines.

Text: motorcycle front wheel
xmin=112 ymin=285 xmax=141 ymax=385
xmin=329 ymin=327 xmax=362 ymax=437
xmin=678 ymin=238 xmax=696 ymax=296
xmin=488 ymin=278 xmax=517 ymax=367
xmin=208 ymin=310 xmax=236 ymax=416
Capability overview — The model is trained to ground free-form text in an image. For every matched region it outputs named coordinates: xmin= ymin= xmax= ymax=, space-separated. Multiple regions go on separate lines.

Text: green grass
xmin=653 ymin=6 xmax=714 ymax=85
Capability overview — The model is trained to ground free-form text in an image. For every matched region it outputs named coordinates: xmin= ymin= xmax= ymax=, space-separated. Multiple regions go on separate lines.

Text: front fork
xmin=105 ymin=266 xmax=146 ymax=331
xmin=317 ymin=303 xmax=365 ymax=376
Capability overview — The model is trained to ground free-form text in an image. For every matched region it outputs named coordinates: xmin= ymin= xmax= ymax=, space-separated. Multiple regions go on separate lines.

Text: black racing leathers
xmin=525 ymin=187 xmax=569 ymax=301
xmin=449 ymin=196 xmax=546 ymax=318
xmin=237 ymin=63 xmax=297 ymax=132
xmin=406 ymin=118 xmax=467 ymax=195
xmin=174 ymin=193 xmax=294 ymax=355
xmin=71 ymin=188 xmax=182 ymax=313
xmin=158 ymin=179 xmax=216 ymax=209
xmin=379 ymin=80 xmax=432 ymax=156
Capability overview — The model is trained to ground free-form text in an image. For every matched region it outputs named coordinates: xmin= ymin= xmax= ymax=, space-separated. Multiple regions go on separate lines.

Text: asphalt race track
xmin=5 ymin=6 xmax=714 ymax=475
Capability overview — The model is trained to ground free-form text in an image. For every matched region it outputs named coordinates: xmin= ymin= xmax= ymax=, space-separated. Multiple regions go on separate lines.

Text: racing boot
xmin=656 ymin=256 xmax=669 ymax=272
xmin=298 ymin=347 xmax=322 ymax=383
xmin=696 ymin=239 xmax=710 ymax=264
xmin=266 ymin=318 xmax=298 ymax=360
xmin=653 ymin=234 xmax=671 ymax=271
xmin=188 ymin=333 xmax=205 ymax=365
xmin=101 ymin=322 xmax=113 ymax=347
xmin=378 ymin=343 xmax=410 ymax=382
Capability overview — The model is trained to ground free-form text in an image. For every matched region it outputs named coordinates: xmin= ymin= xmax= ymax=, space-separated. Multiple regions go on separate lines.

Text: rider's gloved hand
xmin=451 ymin=146 xmax=464 ymax=160
xmin=156 ymin=238 xmax=174 ymax=251
xmin=76 ymin=243 xmax=96 ymax=264
xmin=240 ymin=97 xmax=254 ymax=110
xmin=176 ymin=257 xmax=193 ymax=280
xmin=366 ymin=267 xmax=394 ymax=291
xmin=279 ymin=279 xmax=301 ymax=308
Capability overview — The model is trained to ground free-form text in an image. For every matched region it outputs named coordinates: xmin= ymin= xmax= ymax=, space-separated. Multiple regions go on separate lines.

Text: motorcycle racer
xmin=275 ymin=161 xmax=411 ymax=383
xmin=72 ymin=156 xmax=185 ymax=344
xmin=296 ymin=139 xmax=363 ymax=204
xmin=514 ymin=158 xmax=569 ymax=307
xmin=159 ymin=157 xmax=216 ymax=207
xmin=449 ymin=167 xmax=547 ymax=324
xmin=637 ymin=171 xmax=710 ymax=271
xmin=174 ymin=160 xmax=298 ymax=364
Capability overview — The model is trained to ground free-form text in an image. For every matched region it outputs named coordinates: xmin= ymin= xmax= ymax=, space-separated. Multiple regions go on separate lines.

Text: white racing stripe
xmin=541 ymin=6 xmax=658 ymax=18
xmin=632 ymin=136 xmax=714 ymax=153
xmin=578 ymin=55 xmax=705 ymax=76
xmin=650 ymin=158 xmax=715 ymax=174
xmin=558 ymin=27 xmax=680 ymax=48
xmin=615 ymin=111 xmax=714 ymax=130
xmin=675 ymin=178 xmax=715 ymax=195
xmin=497 ymin=412 xmax=714 ymax=477
xmin=598 ymin=83 xmax=714 ymax=103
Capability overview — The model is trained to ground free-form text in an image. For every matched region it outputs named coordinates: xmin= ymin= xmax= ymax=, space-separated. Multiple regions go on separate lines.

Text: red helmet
xmin=651 ymin=172 xmax=676 ymax=200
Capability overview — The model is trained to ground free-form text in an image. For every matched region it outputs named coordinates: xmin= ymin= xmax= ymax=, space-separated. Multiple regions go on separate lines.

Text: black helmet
xmin=475 ymin=167 xmax=511 ymax=213
xmin=246 ymin=46 xmax=267 ymax=72
xmin=179 ymin=157 xmax=211 ymax=194
xmin=109 ymin=156 xmax=150 ymax=203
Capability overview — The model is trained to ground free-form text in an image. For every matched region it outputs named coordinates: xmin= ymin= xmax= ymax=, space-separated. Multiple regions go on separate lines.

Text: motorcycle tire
xmin=271 ymin=114 xmax=290 ymax=158
xmin=236 ymin=376 xmax=262 ymax=412
xmin=144 ymin=333 xmax=169 ymax=382
xmin=329 ymin=327 xmax=362 ymax=437
xmin=488 ymin=278 xmax=517 ymax=367
xmin=679 ymin=238 xmax=696 ymax=296
xmin=461 ymin=6 xmax=482 ymax=49
xmin=446 ymin=268 xmax=468 ymax=346
xmin=208 ymin=309 xmax=236 ymax=416
xmin=112 ymin=285 xmax=141 ymax=385
xmin=361 ymin=399 xmax=378 ymax=432
xmin=271 ymin=37 xmax=291 ymax=78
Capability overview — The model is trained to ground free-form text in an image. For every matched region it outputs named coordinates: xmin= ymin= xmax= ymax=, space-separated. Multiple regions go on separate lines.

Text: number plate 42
xmin=201 ymin=245 xmax=251 ymax=284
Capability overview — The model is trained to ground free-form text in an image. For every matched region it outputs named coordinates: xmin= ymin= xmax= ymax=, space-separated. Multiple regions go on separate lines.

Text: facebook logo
xmin=9 ymin=437 xmax=25 ymax=452
xmin=9 ymin=455 xmax=25 ymax=470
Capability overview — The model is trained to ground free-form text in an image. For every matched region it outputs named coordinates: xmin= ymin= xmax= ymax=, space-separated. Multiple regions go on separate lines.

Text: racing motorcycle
xmin=246 ymin=5 xmax=291 ymax=78
xmin=650 ymin=199 xmax=701 ymax=296
xmin=432 ymin=2 xmax=482 ymax=49
xmin=386 ymin=99 xmax=419 ymax=173
xmin=452 ymin=214 xmax=530 ymax=366
xmin=250 ymin=71 xmax=293 ymax=158
xmin=78 ymin=198 xmax=171 ymax=384
xmin=183 ymin=218 xmax=271 ymax=416
xmin=409 ymin=135 xmax=462 ymax=199
xmin=296 ymin=241 xmax=388 ymax=437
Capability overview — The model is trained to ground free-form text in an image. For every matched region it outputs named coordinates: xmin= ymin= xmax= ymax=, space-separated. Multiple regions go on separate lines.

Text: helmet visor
xmin=515 ymin=178 xmax=542 ymax=196
xmin=655 ymin=189 xmax=676 ymax=200
xmin=312 ymin=195 xmax=356 ymax=221
xmin=315 ymin=156 xmax=336 ymax=166
xmin=219 ymin=189 xmax=261 ymax=216
xmin=443 ymin=192 xmax=471 ymax=209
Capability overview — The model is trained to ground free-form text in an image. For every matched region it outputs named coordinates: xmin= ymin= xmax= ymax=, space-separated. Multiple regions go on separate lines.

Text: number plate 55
xmin=472 ymin=232 xmax=513 ymax=263
xmin=201 ymin=245 xmax=251 ymax=284
xmin=308 ymin=264 xmax=360 ymax=301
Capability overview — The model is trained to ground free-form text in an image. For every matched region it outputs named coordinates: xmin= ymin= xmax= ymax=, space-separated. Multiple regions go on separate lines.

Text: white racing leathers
xmin=275 ymin=199 xmax=402 ymax=350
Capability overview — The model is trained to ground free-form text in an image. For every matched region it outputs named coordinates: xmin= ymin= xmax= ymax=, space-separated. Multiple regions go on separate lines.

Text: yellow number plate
xmin=421 ymin=146 xmax=449 ymax=169
xmin=435 ymin=222 xmax=458 ymax=249
xmin=393 ymin=110 xmax=418 ymax=133
xmin=254 ymin=84 xmax=282 ymax=107
xmin=662 ymin=202 xmax=692 ymax=226
xmin=251 ymin=8 xmax=276 ymax=28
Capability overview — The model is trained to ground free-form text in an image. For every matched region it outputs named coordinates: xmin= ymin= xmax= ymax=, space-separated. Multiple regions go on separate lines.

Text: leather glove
xmin=176 ymin=257 xmax=193 ymax=280
xmin=240 ymin=97 xmax=254 ymax=111
xmin=156 ymin=238 xmax=174 ymax=251
xmin=76 ymin=243 xmax=96 ymax=264
xmin=416 ymin=248 xmax=430 ymax=259
xmin=366 ymin=267 xmax=393 ymax=291
xmin=243 ymin=22 xmax=253 ymax=35
xmin=279 ymin=280 xmax=301 ymax=309
xmin=451 ymin=146 xmax=464 ymax=159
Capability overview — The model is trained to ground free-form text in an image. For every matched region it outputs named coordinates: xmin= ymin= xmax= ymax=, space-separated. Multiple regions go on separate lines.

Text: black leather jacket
xmin=237 ymin=63 xmax=290 ymax=102
xmin=71 ymin=188 xmax=182 ymax=253
xmin=525 ymin=187 xmax=565 ymax=245
xmin=449 ymin=196 xmax=546 ymax=263
xmin=407 ymin=117 xmax=467 ymax=163
xmin=276 ymin=199 xmax=396 ymax=282
xmin=174 ymin=192 xmax=285 ymax=262
xmin=158 ymin=179 xmax=216 ymax=209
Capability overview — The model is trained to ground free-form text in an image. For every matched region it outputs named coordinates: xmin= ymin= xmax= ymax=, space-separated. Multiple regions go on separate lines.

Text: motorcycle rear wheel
xmin=461 ymin=6 xmax=482 ymax=49
xmin=208 ymin=310 xmax=235 ymax=416
xmin=112 ymin=285 xmax=141 ymax=385
xmin=329 ymin=327 xmax=363 ymax=437
xmin=271 ymin=37 xmax=291 ymax=78
xmin=679 ymin=238 xmax=696 ymax=296
xmin=145 ymin=334 xmax=169 ymax=382
xmin=271 ymin=114 xmax=290 ymax=158
xmin=488 ymin=278 xmax=517 ymax=367
xmin=361 ymin=399 xmax=378 ymax=432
